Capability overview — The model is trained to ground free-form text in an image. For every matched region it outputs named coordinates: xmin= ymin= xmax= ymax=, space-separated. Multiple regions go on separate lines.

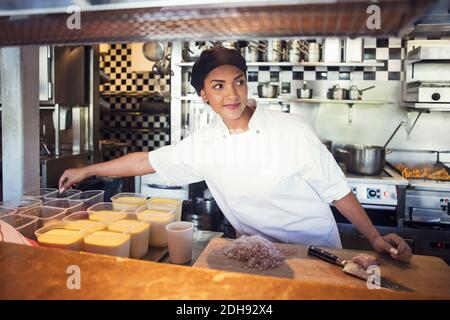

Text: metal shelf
xmin=100 ymin=126 xmax=170 ymax=133
xmin=100 ymin=92 xmax=158 ymax=96
xmin=406 ymin=45 xmax=450 ymax=64
xmin=100 ymin=109 xmax=169 ymax=116
xmin=179 ymin=95 xmax=386 ymax=105
xmin=401 ymin=101 xmax=450 ymax=111
xmin=177 ymin=61 xmax=383 ymax=67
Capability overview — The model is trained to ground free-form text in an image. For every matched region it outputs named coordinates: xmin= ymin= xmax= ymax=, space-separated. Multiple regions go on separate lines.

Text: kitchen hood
xmin=0 ymin=0 xmax=435 ymax=46
xmin=402 ymin=0 xmax=450 ymax=37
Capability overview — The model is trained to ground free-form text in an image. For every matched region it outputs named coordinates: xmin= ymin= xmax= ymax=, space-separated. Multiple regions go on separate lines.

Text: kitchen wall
xmin=180 ymin=37 xmax=450 ymax=163
xmin=99 ymin=43 xmax=171 ymax=160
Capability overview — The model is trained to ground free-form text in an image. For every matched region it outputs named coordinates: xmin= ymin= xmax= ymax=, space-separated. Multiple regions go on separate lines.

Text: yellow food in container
xmin=148 ymin=198 xmax=182 ymax=221
xmin=111 ymin=193 xmax=148 ymax=211
xmin=65 ymin=219 xmax=106 ymax=233
xmin=89 ymin=210 xmax=128 ymax=222
xmin=84 ymin=231 xmax=131 ymax=257
xmin=136 ymin=208 xmax=176 ymax=247
xmin=108 ymin=219 xmax=150 ymax=259
xmin=37 ymin=229 xmax=84 ymax=251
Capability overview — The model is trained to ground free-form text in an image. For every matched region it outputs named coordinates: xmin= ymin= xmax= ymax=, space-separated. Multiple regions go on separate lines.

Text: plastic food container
xmin=84 ymin=230 xmax=131 ymax=257
xmin=0 ymin=198 xmax=42 ymax=215
xmin=111 ymin=193 xmax=149 ymax=211
xmin=22 ymin=188 xmax=58 ymax=201
xmin=87 ymin=202 xmax=130 ymax=222
xmin=43 ymin=189 xmax=81 ymax=202
xmin=0 ymin=207 xmax=18 ymax=218
xmin=0 ymin=213 xmax=39 ymax=239
xmin=21 ymin=206 xmax=68 ymax=229
xmin=35 ymin=222 xmax=84 ymax=251
xmin=135 ymin=203 xmax=176 ymax=247
xmin=149 ymin=198 xmax=183 ymax=222
xmin=68 ymin=190 xmax=105 ymax=210
xmin=42 ymin=199 xmax=84 ymax=216
xmin=63 ymin=211 xmax=107 ymax=233
xmin=108 ymin=219 xmax=149 ymax=259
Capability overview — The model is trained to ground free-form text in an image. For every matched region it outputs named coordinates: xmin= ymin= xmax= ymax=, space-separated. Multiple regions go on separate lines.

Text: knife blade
xmin=308 ymin=245 xmax=415 ymax=292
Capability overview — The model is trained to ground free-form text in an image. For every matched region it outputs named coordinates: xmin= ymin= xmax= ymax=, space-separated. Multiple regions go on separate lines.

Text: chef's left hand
xmin=370 ymin=233 xmax=412 ymax=262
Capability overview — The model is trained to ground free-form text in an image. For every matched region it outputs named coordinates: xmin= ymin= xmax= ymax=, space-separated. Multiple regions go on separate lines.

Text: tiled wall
xmin=99 ymin=43 xmax=171 ymax=160
xmin=244 ymin=37 xmax=405 ymax=97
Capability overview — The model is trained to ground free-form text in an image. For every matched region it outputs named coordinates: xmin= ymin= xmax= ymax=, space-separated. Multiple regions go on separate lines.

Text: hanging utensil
xmin=142 ymin=41 xmax=164 ymax=61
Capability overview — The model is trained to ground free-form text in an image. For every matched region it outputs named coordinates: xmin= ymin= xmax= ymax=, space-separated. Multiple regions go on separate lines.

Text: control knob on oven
xmin=367 ymin=188 xmax=380 ymax=199
xmin=431 ymin=92 xmax=441 ymax=101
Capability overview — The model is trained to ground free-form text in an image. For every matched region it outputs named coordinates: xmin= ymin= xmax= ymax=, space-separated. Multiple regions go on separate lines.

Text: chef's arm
xmin=59 ymin=152 xmax=155 ymax=192
xmin=333 ymin=192 xmax=412 ymax=261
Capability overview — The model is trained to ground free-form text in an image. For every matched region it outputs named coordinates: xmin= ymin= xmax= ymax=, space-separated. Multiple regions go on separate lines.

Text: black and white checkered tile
xmin=99 ymin=43 xmax=171 ymax=93
xmin=100 ymin=114 xmax=170 ymax=130
xmin=101 ymin=131 xmax=171 ymax=161
xmin=245 ymin=37 xmax=405 ymax=96
xmin=99 ymin=43 xmax=171 ymax=159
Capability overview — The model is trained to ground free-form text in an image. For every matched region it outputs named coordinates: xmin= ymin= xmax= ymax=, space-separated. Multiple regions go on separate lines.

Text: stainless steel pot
xmin=348 ymin=85 xmax=376 ymax=100
xmin=337 ymin=144 xmax=392 ymax=175
xmin=257 ymin=83 xmax=279 ymax=98
xmin=297 ymin=81 xmax=313 ymax=98
xmin=327 ymin=84 xmax=348 ymax=100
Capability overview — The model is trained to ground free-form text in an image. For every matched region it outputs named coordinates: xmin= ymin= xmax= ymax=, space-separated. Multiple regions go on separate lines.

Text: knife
xmin=307 ymin=245 xmax=415 ymax=292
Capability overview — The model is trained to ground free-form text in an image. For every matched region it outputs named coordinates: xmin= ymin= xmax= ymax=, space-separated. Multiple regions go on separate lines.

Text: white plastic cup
xmin=165 ymin=221 xmax=194 ymax=264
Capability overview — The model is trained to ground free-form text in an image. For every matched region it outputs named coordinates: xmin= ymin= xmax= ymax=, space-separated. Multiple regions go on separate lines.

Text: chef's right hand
xmin=58 ymin=167 xmax=88 ymax=193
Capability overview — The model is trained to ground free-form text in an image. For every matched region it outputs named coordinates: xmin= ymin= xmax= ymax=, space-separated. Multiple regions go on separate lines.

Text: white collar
xmin=213 ymin=105 xmax=264 ymax=136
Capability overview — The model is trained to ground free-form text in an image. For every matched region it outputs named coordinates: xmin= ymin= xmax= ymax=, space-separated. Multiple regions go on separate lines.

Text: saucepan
xmin=257 ymin=83 xmax=279 ymax=98
xmin=337 ymin=144 xmax=392 ymax=176
xmin=327 ymin=84 xmax=348 ymax=100
xmin=348 ymin=85 xmax=376 ymax=100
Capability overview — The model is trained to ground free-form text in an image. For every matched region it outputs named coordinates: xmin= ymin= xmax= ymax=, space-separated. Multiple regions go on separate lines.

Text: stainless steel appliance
xmin=388 ymin=150 xmax=450 ymax=225
xmin=403 ymin=40 xmax=450 ymax=111
xmin=339 ymin=163 xmax=408 ymax=214
xmin=404 ymin=81 xmax=450 ymax=103
xmin=335 ymin=160 xmax=450 ymax=264
xmin=140 ymin=173 xmax=189 ymax=200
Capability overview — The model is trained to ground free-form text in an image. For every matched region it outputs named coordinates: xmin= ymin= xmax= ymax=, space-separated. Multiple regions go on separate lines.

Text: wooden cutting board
xmin=193 ymin=237 xmax=450 ymax=299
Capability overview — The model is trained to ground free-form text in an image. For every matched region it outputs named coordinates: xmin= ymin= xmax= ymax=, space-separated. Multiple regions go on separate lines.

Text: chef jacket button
xmin=223 ymin=134 xmax=226 ymax=139
xmin=256 ymin=130 xmax=260 ymax=134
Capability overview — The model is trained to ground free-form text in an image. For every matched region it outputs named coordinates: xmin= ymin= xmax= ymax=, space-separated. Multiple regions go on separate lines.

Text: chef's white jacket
xmin=148 ymin=105 xmax=351 ymax=248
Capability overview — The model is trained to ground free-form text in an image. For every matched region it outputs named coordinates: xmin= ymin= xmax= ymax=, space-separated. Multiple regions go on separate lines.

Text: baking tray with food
xmin=389 ymin=161 xmax=450 ymax=182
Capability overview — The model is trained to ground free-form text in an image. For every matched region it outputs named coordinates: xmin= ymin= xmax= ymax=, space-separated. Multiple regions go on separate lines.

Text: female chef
xmin=59 ymin=46 xmax=411 ymax=261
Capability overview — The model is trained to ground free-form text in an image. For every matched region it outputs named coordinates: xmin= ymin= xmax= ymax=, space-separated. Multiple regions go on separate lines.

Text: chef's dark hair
xmin=190 ymin=46 xmax=247 ymax=96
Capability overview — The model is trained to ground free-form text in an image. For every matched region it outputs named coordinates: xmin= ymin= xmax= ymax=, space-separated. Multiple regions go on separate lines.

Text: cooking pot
xmin=258 ymin=83 xmax=279 ymax=98
xmin=327 ymin=84 xmax=348 ymax=100
xmin=348 ymin=85 xmax=376 ymax=100
xmin=337 ymin=144 xmax=392 ymax=175
xmin=181 ymin=198 xmax=223 ymax=231
xmin=297 ymin=81 xmax=313 ymax=98
xmin=182 ymin=41 xmax=211 ymax=62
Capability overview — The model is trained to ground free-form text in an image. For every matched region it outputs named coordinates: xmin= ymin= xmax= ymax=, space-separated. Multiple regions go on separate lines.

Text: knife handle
xmin=307 ymin=245 xmax=346 ymax=267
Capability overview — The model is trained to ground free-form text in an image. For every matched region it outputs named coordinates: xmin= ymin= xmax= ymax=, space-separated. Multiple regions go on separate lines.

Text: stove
xmin=386 ymin=150 xmax=450 ymax=226
xmin=339 ymin=163 xmax=408 ymax=209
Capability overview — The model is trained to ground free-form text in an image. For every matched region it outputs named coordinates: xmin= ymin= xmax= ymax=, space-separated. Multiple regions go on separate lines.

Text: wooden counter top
xmin=0 ymin=242 xmax=442 ymax=300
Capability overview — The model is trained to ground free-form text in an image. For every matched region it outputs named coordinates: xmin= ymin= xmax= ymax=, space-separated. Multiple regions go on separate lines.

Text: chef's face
xmin=200 ymin=64 xmax=248 ymax=122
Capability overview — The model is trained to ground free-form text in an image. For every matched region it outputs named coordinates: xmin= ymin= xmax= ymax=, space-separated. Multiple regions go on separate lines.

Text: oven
xmin=332 ymin=163 xmax=408 ymax=228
